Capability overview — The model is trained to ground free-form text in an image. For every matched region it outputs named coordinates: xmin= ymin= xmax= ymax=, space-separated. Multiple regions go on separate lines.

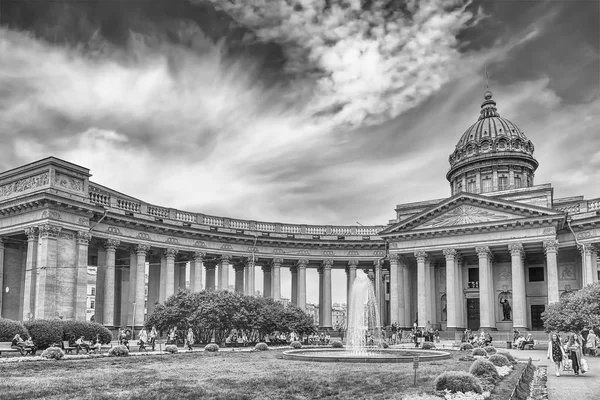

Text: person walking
xmin=149 ymin=326 xmax=157 ymax=351
xmin=186 ymin=328 xmax=194 ymax=351
xmin=584 ymin=327 xmax=596 ymax=356
xmin=138 ymin=327 xmax=148 ymax=352
xmin=566 ymin=333 xmax=583 ymax=376
xmin=547 ymin=333 xmax=566 ymax=376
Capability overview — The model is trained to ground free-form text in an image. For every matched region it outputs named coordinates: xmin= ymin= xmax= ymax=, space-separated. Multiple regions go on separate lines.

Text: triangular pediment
xmin=380 ymin=192 xmax=563 ymax=236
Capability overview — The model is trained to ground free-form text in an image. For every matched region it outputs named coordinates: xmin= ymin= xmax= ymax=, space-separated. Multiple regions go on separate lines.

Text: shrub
xmin=459 ymin=343 xmax=474 ymax=351
xmin=255 ymin=342 xmax=269 ymax=351
xmin=469 ymin=359 xmax=500 ymax=383
xmin=60 ymin=321 xmax=112 ymax=344
xmin=472 ymin=348 xmax=486 ymax=357
xmin=41 ymin=347 xmax=65 ymax=360
xmin=497 ymin=351 xmax=516 ymax=364
xmin=458 ymin=355 xmax=475 ymax=362
xmin=380 ymin=341 xmax=389 ymax=349
xmin=488 ymin=354 xmax=510 ymax=367
xmin=434 ymin=371 xmax=482 ymax=394
xmin=108 ymin=345 xmax=130 ymax=357
xmin=24 ymin=319 xmax=63 ymax=349
xmin=204 ymin=343 xmax=219 ymax=352
xmin=0 ymin=317 xmax=29 ymax=342
xmin=484 ymin=346 xmax=497 ymax=355
xmin=421 ymin=342 xmax=435 ymax=350
xmin=290 ymin=341 xmax=302 ymax=349
xmin=331 ymin=341 xmax=344 ymax=348
xmin=165 ymin=345 xmax=178 ymax=354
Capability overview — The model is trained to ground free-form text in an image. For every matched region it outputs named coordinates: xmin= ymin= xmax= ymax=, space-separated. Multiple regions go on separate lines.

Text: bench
xmin=0 ymin=341 xmax=33 ymax=356
xmin=62 ymin=341 xmax=77 ymax=354
xmin=523 ymin=340 xmax=537 ymax=350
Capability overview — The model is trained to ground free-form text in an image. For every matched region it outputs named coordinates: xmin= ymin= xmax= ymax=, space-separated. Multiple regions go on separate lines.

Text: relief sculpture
xmin=0 ymin=172 xmax=49 ymax=198
xmin=54 ymin=172 xmax=84 ymax=192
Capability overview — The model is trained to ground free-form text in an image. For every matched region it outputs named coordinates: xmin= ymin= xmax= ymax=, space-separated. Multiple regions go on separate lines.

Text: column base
xmin=444 ymin=326 xmax=461 ymax=331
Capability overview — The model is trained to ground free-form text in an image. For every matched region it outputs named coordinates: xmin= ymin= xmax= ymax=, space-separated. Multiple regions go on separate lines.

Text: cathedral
xmin=0 ymin=90 xmax=598 ymax=333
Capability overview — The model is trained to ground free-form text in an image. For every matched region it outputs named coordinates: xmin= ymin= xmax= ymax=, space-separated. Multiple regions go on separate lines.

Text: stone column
xmin=509 ymin=243 xmax=526 ymax=329
xmin=147 ymin=260 xmax=160 ymax=316
xmin=262 ymin=265 xmax=271 ymax=298
xmin=220 ymin=254 xmax=231 ymax=291
xmin=134 ymin=244 xmax=149 ymax=327
xmin=388 ymin=254 xmax=400 ymax=325
xmin=178 ymin=263 xmax=187 ymax=290
xmin=322 ymin=259 xmax=333 ymax=329
xmin=22 ymin=227 xmax=38 ymax=320
xmin=580 ymin=244 xmax=595 ymax=286
xmin=271 ymin=258 xmax=282 ymax=301
xmin=165 ymin=248 xmax=178 ymax=298
xmin=35 ymin=224 xmax=61 ymax=319
xmin=456 ymin=255 xmax=465 ymax=329
xmin=424 ymin=258 xmax=434 ymax=327
xmin=234 ymin=263 xmax=244 ymax=293
xmin=414 ymin=251 xmax=428 ymax=328
xmin=402 ymin=257 xmax=411 ymax=328
xmin=544 ymin=240 xmax=560 ymax=304
xmin=296 ymin=259 xmax=307 ymax=310
xmin=205 ymin=261 xmax=216 ymax=291
xmin=159 ymin=253 xmax=167 ymax=302
xmin=0 ymin=238 xmax=3 ymax=317
xmin=192 ymin=252 xmax=204 ymax=292
xmin=245 ymin=258 xmax=255 ymax=296
xmin=477 ymin=246 xmax=495 ymax=330
xmin=103 ymin=239 xmax=119 ymax=327
xmin=74 ymin=231 xmax=92 ymax=320
xmin=592 ymin=245 xmax=598 ymax=284
xmin=347 ymin=259 xmax=358 ymax=310
xmin=443 ymin=248 xmax=458 ymax=330
xmin=126 ymin=249 xmax=137 ymax=326
xmin=318 ymin=266 xmax=324 ymax=326
xmin=374 ymin=259 xmax=382 ymax=323
xmin=290 ymin=266 xmax=298 ymax=304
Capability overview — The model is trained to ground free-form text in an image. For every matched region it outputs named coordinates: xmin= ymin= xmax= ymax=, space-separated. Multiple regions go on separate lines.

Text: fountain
xmin=283 ymin=270 xmax=450 ymax=363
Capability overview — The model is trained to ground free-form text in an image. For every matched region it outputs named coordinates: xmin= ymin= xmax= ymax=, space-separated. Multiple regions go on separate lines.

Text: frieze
xmin=298 ymin=249 xmax=311 ymax=256
xmin=41 ymin=210 xmax=61 ymax=220
xmin=221 ymin=244 xmax=233 ymax=250
xmin=247 ymin=247 xmax=259 ymax=253
xmin=166 ymin=237 xmax=179 ymax=245
xmin=373 ymin=250 xmax=385 ymax=256
xmin=559 ymin=265 xmax=575 ymax=281
xmin=194 ymin=241 xmax=206 ymax=247
xmin=323 ymin=250 xmax=334 ymax=256
xmin=347 ymin=250 xmax=359 ymax=256
xmin=577 ymin=231 xmax=594 ymax=239
xmin=542 ymin=227 xmax=556 ymax=235
xmin=59 ymin=232 xmax=73 ymax=240
xmin=77 ymin=218 xmax=90 ymax=226
xmin=54 ymin=172 xmax=84 ymax=192
xmin=0 ymin=172 xmax=49 ymax=198
xmin=107 ymin=226 xmax=121 ymax=235
xmin=418 ymin=205 xmax=513 ymax=229
xmin=273 ymin=248 xmax=284 ymax=254
xmin=136 ymin=232 xmax=150 ymax=240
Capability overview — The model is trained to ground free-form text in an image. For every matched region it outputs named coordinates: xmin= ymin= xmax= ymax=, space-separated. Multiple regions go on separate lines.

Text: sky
xmin=1 ymin=0 xmax=599 ymax=305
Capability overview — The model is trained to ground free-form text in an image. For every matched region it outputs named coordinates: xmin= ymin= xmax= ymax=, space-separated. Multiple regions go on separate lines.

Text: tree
xmin=542 ymin=282 xmax=600 ymax=332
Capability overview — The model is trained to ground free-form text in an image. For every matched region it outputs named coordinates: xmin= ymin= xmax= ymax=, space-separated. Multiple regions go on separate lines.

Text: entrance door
xmin=531 ymin=305 xmax=545 ymax=330
xmin=467 ymin=298 xmax=480 ymax=331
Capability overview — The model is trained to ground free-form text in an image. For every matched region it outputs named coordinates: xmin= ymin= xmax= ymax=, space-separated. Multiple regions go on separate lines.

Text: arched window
xmin=482 ymin=176 xmax=492 ymax=192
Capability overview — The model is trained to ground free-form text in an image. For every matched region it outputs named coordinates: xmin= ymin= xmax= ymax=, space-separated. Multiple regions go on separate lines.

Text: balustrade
xmin=306 ymin=226 xmax=326 ymax=235
xmin=281 ymin=225 xmax=301 ymax=233
xmin=176 ymin=211 xmax=195 ymax=223
xmin=116 ymin=198 xmax=140 ymax=212
xmin=203 ymin=216 xmax=224 ymax=226
xmin=255 ymin=222 xmax=275 ymax=232
xmin=147 ymin=205 xmax=169 ymax=218
xmin=230 ymin=219 xmax=250 ymax=230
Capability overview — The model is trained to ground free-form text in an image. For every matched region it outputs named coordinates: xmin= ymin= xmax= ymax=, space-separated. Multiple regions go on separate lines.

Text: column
xmin=580 ymin=244 xmax=595 ymax=286
xmin=127 ymin=249 xmax=137 ymax=326
xmin=414 ymin=251 xmax=428 ymax=328
xmin=234 ymin=263 xmax=244 ymax=293
xmin=134 ymin=244 xmax=149 ymax=327
xmin=192 ymin=251 xmax=204 ymax=292
xmin=318 ymin=266 xmax=324 ymax=325
xmin=424 ymin=258 xmax=433 ymax=327
xmin=544 ymin=240 xmax=560 ymax=304
xmin=374 ymin=260 xmax=382 ymax=324
xmin=103 ymin=239 xmax=119 ymax=327
xmin=147 ymin=260 xmax=160 ymax=316
xmin=477 ymin=246 xmax=495 ymax=330
xmin=456 ymin=255 xmax=465 ymax=329
xmin=509 ymin=243 xmax=526 ymax=329
xmin=296 ymin=259 xmax=307 ymax=310
xmin=402 ymin=257 xmax=411 ymax=327
xmin=158 ymin=253 xmax=167 ymax=302
xmin=74 ymin=231 xmax=92 ymax=320
xmin=592 ymin=245 xmax=598 ymax=283
xmin=205 ymin=261 xmax=216 ymax=291
xmin=388 ymin=254 xmax=400 ymax=325
xmin=119 ymin=263 xmax=129 ymax=328
xmin=34 ymin=224 xmax=61 ymax=319
xmin=220 ymin=254 xmax=231 ymax=291
xmin=262 ymin=265 xmax=271 ymax=298
xmin=245 ymin=258 xmax=255 ymax=296
xmin=0 ymin=238 xmax=3 ymax=317
xmin=322 ymin=259 xmax=333 ymax=329
xmin=178 ymin=263 xmax=187 ymax=290
xmin=290 ymin=266 xmax=298 ymax=304
xmin=271 ymin=258 xmax=282 ymax=301
xmin=347 ymin=259 xmax=358 ymax=310
xmin=165 ymin=248 xmax=178 ymax=298
xmin=22 ymin=227 xmax=38 ymax=320
xmin=95 ymin=248 xmax=106 ymax=324
xmin=443 ymin=248 xmax=458 ymax=330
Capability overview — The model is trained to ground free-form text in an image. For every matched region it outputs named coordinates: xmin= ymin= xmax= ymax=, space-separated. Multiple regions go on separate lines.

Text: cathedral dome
xmin=446 ymin=91 xmax=538 ymax=195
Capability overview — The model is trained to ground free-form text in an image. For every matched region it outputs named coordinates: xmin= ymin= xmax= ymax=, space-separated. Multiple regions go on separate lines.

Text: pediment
xmin=380 ymin=192 xmax=563 ymax=235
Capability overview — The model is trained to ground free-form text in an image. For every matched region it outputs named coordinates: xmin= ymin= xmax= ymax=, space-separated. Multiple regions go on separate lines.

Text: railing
xmin=230 ymin=219 xmax=250 ymax=230
xmin=116 ymin=198 xmax=140 ymax=213
xmin=89 ymin=190 xmax=110 ymax=206
xmin=203 ymin=216 xmax=223 ymax=227
xmin=331 ymin=227 xmax=352 ymax=235
xmin=306 ymin=226 xmax=327 ymax=235
xmin=588 ymin=199 xmax=600 ymax=211
xmin=555 ymin=204 xmax=580 ymax=214
xmin=281 ymin=225 xmax=301 ymax=234
xmin=147 ymin=205 xmax=169 ymax=219
xmin=467 ymin=281 xmax=479 ymax=289
xmin=255 ymin=222 xmax=275 ymax=232
xmin=176 ymin=211 xmax=195 ymax=223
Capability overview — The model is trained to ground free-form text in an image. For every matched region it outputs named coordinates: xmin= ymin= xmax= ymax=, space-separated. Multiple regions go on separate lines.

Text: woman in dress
xmin=547 ymin=333 xmax=566 ymax=376
xmin=186 ymin=328 xmax=194 ymax=351
xmin=566 ymin=333 xmax=583 ymax=376
xmin=149 ymin=326 xmax=158 ymax=351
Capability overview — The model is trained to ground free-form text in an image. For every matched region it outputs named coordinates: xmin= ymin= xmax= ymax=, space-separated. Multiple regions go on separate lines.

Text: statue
xmin=500 ymin=298 xmax=512 ymax=321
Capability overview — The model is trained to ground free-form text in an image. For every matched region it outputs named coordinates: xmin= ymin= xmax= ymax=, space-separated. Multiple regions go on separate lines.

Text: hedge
xmin=484 ymin=345 xmax=497 ymax=355
xmin=109 ymin=345 xmax=129 ymax=357
xmin=41 ymin=347 xmax=65 ymax=360
xmin=489 ymin=354 xmax=510 ymax=367
xmin=497 ymin=350 xmax=516 ymax=364
xmin=24 ymin=320 xmax=63 ymax=349
xmin=61 ymin=320 xmax=112 ymax=344
xmin=0 ymin=318 xmax=29 ymax=342
xmin=254 ymin=342 xmax=268 ymax=351
xmin=165 ymin=345 xmax=178 ymax=353
xmin=290 ymin=341 xmax=302 ymax=349
xmin=434 ymin=371 xmax=482 ymax=394
xmin=469 ymin=359 xmax=501 ymax=383
xmin=332 ymin=341 xmax=344 ymax=348
xmin=204 ymin=343 xmax=219 ymax=352
xmin=459 ymin=343 xmax=474 ymax=351
xmin=472 ymin=348 xmax=487 ymax=356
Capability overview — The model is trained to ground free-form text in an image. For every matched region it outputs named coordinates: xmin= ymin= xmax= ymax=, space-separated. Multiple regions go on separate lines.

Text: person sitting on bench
xmin=519 ymin=334 xmax=534 ymax=350
xmin=89 ymin=335 xmax=102 ymax=353
xmin=23 ymin=336 xmax=37 ymax=355
xmin=76 ymin=336 xmax=91 ymax=353
xmin=11 ymin=334 xmax=27 ymax=355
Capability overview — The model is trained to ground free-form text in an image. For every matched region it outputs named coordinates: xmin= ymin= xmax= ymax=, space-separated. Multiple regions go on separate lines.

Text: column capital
xmin=24 ymin=227 xmax=38 ymax=240
xmin=193 ymin=251 xmax=206 ymax=262
xmin=136 ymin=244 xmax=150 ymax=256
xmin=220 ymin=254 xmax=232 ymax=262
xmin=414 ymin=251 xmax=428 ymax=262
xmin=297 ymin=258 xmax=308 ymax=268
xmin=476 ymin=246 xmax=493 ymax=258
xmin=104 ymin=239 xmax=120 ymax=251
xmin=77 ymin=231 xmax=92 ymax=245
xmin=204 ymin=260 xmax=217 ymax=270
xmin=591 ymin=244 xmax=598 ymax=255
xmin=38 ymin=223 xmax=61 ymax=239
xmin=373 ymin=259 xmax=382 ymax=269
xmin=348 ymin=259 xmax=359 ymax=268
xmin=442 ymin=248 xmax=458 ymax=259
xmin=261 ymin=265 xmax=271 ymax=273
xmin=388 ymin=253 xmax=399 ymax=263
xmin=508 ymin=243 xmax=524 ymax=258
xmin=233 ymin=263 xmax=245 ymax=272
xmin=245 ymin=257 xmax=256 ymax=267
xmin=322 ymin=259 xmax=333 ymax=269
xmin=543 ymin=240 xmax=559 ymax=255
xmin=290 ymin=265 xmax=298 ymax=273
xmin=165 ymin=247 xmax=179 ymax=258
xmin=271 ymin=257 xmax=283 ymax=266
xmin=0 ymin=237 xmax=4 ymax=249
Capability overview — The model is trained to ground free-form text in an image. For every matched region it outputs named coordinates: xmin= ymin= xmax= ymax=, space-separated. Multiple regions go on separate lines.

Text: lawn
xmin=0 ymin=350 xmax=520 ymax=399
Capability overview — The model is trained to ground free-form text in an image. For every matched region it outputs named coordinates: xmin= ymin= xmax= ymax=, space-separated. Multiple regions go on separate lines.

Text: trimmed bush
xmin=380 ymin=342 xmax=389 ymax=349
xmin=61 ymin=320 xmax=112 ymax=344
xmin=488 ymin=354 xmax=510 ymax=367
xmin=497 ymin=351 xmax=516 ymax=364
xmin=331 ymin=341 xmax=344 ymax=348
xmin=434 ymin=371 xmax=482 ymax=394
xmin=421 ymin=342 xmax=435 ymax=350
xmin=290 ymin=341 xmax=302 ymax=349
xmin=204 ymin=343 xmax=219 ymax=352
xmin=484 ymin=345 xmax=497 ymax=355
xmin=255 ymin=342 xmax=269 ymax=351
xmin=458 ymin=355 xmax=475 ymax=362
xmin=459 ymin=343 xmax=474 ymax=351
xmin=24 ymin=319 xmax=63 ymax=349
xmin=472 ymin=348 xmax=486 ymax=356
xmin=108 ymin=345 xmax=130 ymax=357
xmin=41 ymin=346 xmax=65 ymax=360
xmin=469 ymin=359 xmax=500 ymax=383
xmin=0 ymin=317 xmax=29 ymax=342
xmin=165 ymin=345 xmax=178 ymax=353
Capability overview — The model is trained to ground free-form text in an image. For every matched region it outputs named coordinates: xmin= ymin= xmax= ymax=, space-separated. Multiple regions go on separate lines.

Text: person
xmin=186 ymin=328 xmax=194 ymax=351
xmin=547 ymin=333 xmax=566 ymax=377
xmin=581 ymin=327 xmax=590 ymax=355
xmin=149 ymin=326 xmax=158 ymax=351
xmin=117 ymin=328 xmax=124 ymax=346
xmin=168 ymin=326 xmax=177 ymax=345
xmin=513 ymin=329 xmax=520 ymax=343
xmin=138 ymin=327 xmax=148 ymax=352
xmin=76 ymin=336 xmax=90 ymax=354
xmin=565 ymin=333 xmax=583 ymax=376
xmin=500 ymin=298 xmax=512 ymax=321
xmin=585 ymin=328 xmax=597 ymax=356
xmin=485 ymin=332 xmax=493 ymax=347
xmin=23 ymin=336 xmax=37 ymax=355
xmin=90 ymin=334 xmax=102 ymax=353
xmin=11 ymin=334 xmax=27 ymax=355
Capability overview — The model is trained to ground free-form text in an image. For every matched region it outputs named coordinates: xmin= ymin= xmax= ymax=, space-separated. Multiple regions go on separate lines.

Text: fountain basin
xmin=282 ymin=348 xmax=451 ymax=363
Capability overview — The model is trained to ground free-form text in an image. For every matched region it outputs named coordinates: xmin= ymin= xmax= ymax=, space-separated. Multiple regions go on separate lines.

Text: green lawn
xmin=0 ymin=350 xmax=520 ymax=399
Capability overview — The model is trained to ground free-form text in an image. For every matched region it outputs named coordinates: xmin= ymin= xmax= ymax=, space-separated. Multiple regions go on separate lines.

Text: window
xmin=482 ymin=177 xmax=492 ymax=192
xmin=90 ymin=300 xmax=95 ymax=310
xmin=498 ymin=176 xmax=508 ymax=190
xmin=91 ymin=287 xmax=96 ymax=296
xmin=467 ymin=180 xmax=476 ymax=193
xmin=468 ymin=268 xmax=479 ymax=288
xmin=514 ymin=175 xmax=522 ymax=188
xmin=529 ymin=267 xmax=545 ymax=282
xmin=456 ymin=181 xmax=463 ymax=193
